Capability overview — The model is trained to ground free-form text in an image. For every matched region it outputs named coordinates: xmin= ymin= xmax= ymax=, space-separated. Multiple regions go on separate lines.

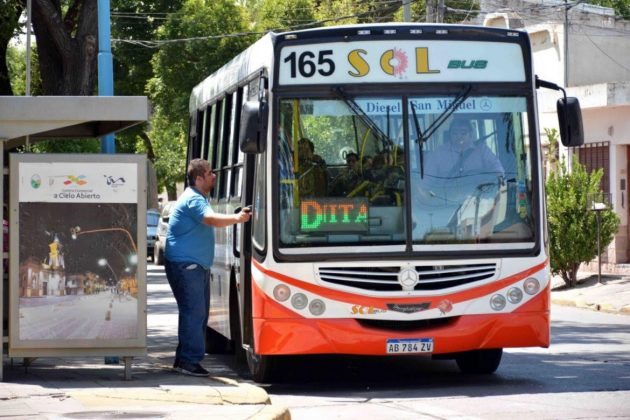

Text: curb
xmin=551 ymin=297 xmax=629 ymax=315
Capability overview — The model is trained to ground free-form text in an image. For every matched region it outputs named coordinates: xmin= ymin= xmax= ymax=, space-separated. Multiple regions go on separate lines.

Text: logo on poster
xmin=64 ymin=175 xmax=87 ymax=186
xmin=30 ymin=174 xmax=41 ymax=189
xmin=104 ymin=175 xmax=126 ymax=188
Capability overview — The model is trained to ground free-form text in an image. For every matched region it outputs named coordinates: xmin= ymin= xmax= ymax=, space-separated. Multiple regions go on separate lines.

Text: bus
xmin=186 ymin=23 xmax=583 ymax=382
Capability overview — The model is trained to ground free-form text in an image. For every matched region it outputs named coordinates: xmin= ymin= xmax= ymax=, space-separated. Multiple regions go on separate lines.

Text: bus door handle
xmin=233 ymin=206 xmax=243 ymax=258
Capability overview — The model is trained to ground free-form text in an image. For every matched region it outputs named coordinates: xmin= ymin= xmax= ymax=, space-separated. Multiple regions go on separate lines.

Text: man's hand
xmin=237 ymin=207 xmax=252 ymax=223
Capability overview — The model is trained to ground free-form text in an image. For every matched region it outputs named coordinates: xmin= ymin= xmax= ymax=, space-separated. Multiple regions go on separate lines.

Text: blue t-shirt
xmin=165 ymin=187 xmax=215 ymax=268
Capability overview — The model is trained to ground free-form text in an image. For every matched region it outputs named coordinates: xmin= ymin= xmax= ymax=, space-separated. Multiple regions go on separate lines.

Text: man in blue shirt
xmin=165 ymin=158 xmax=251 ymax=376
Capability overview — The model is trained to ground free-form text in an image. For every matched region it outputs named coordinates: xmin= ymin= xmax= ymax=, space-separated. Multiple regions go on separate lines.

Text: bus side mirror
xmin=239 ymin=101 xmax=267 ymax=154
xmin=557 ymin=97 xmax=584 ymax=147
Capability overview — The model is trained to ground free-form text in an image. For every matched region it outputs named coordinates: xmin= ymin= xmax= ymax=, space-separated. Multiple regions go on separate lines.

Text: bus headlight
xmin=490 ymin=294 xmax=506 ymax=311
xmin=523 ymin=278 xmax=540 ymax=295
xmin=273 ymin=284 xmax=291 ymax=302
xmin=506 ymin=287 xmax=523 ymax=304
xmin=309 ymin=299 xmax=326 ymax=316
xmin=291 ymin=293 xmax=308 ymax=310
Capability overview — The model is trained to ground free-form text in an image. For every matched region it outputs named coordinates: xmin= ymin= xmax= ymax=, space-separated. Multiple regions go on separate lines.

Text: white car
xmin=153 ymin=201 xmax=176 ymax=265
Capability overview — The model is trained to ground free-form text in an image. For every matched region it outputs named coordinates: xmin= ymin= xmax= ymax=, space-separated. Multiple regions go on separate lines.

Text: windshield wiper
xmin=410 ymin=84 xmax=473 ymax=179
xmin=334 ymin=87 xmax=392 ymax=149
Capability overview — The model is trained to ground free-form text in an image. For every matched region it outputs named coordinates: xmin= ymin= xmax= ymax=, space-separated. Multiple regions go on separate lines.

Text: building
xmin=481 ymin=1 xmax=630 ymax=264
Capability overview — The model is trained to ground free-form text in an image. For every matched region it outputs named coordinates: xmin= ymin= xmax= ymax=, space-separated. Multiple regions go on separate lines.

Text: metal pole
xmin=98 ymin=0 xmax=115 ymax=153
xmin=403 ymin=0 xmax=411 ymax=22
xmin=597 ymin=211 xmax=602 ymax=284
xmin=564 ymin=0 xmax=569 ymax=87
xmin=426 ymin=0 xmax=434 ymax=22
xmin=25 ymin=0 xmax=32 ymax=151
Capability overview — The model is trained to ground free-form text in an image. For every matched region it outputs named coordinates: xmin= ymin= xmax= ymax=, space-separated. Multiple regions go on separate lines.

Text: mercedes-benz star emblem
xmin=398 ymin=268 xmax=419 ymax=291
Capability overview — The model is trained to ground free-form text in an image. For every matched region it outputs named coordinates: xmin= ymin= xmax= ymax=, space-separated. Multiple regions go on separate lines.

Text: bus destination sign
xmin=300 ymin=197 xmax=369 ymax=233
xmin=279 ymin=40 xmax=525 ymax=85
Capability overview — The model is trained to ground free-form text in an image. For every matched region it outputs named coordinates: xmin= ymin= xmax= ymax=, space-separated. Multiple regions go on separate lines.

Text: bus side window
xmin=252 ymin=151 xmax=266 ymax=252
xmin=230 ymin=87 xmax=245 ymax=198
xmin=209 ymin=103 xmax=220 ymax=198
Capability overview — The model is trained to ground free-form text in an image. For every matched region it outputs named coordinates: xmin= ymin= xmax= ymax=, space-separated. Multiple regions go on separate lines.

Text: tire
xmin=246 ymin=347 xmax=278 ymax=383
xmin=455 ymin=348 xmax=503 ymax=374
xmin=205 ymin=325 xmax=229 ymax=354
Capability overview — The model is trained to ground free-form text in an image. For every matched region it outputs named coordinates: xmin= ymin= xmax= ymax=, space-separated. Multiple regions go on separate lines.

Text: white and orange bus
xmin=186 ymin=23 xmax=583 ymax=382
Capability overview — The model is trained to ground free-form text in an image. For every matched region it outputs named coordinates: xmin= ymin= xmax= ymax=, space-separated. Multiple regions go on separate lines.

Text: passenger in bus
xmin=297 ymin=137 xmax=327 ymax=197
xmin=364 ymin=151 xmax=405 ymax=205
xmin=330 ymin=152 xmax=362 ymax=196
xmin=165 ymin=158 xmax=251 ymax=377
xmin=424 ymin=118 xmax=504 ymax=180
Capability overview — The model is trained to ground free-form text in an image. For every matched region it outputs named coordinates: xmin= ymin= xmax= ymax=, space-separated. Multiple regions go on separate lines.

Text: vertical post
xmin=426 ymin=0 xmax=434 ymax=22
xmin=403 ymin=0 xmax=411 ymax=22
xmin=25 ymin=0 xmax=32 ymax=151
xmin=437 ymin=0 xmax=445 ymax=23
xmin=596 ymin=211 xmax=602 ymax=284
xmin=98 ymin=0 xmax=115 ymax=153
xmin=564 ymin=0 xmax=569 ymax=87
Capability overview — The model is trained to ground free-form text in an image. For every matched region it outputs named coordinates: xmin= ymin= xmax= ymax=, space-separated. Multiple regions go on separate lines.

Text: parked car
xmin=147 ymin=208 xmax=160 ymax=262
xmin=153 ymin=201 xmax=176 ymax=266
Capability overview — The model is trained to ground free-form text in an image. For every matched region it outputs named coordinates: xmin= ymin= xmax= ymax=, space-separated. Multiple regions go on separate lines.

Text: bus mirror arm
xmin=535 ymin=76 xmax=584 ymax=148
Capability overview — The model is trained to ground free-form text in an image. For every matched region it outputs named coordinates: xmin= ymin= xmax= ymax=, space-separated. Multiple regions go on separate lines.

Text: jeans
xmin=164 ymin=259 xmax=211 ymax=365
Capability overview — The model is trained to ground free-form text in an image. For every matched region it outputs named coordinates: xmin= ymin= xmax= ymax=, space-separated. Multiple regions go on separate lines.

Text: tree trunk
xmin=0 ymin=0 xmax=24 ymax=95
xmin=32 ymin=0 xmax=98 ymax=95
xmin=0 ymin=41 xmax=13 ymax=95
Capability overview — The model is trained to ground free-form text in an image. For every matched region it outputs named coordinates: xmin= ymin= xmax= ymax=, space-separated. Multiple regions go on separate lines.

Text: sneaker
xmin=175 ymin=361 xmax=209 ymax=377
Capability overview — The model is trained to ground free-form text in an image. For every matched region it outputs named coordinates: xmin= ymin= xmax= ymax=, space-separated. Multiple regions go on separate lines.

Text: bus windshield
xmin=276 ymin=95 xmax=535 ymax=249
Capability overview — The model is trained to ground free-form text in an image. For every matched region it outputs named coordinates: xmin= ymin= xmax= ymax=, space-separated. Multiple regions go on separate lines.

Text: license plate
xmin=386 ymin=338 xmax=434 ymax=354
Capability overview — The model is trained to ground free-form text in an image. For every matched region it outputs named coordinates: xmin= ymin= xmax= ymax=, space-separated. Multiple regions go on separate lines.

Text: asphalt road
xmin=229 ymin=305 xmax=630 ymax=419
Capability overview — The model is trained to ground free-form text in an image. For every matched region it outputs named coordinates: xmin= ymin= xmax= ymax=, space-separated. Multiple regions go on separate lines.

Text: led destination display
xmin=300 ymin=197 xmax=369 ymax=233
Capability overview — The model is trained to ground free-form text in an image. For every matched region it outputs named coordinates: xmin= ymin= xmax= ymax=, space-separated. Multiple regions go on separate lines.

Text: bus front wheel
xmin=455 ymin=348 xmax=503 ymax=374
xmin=246 ymin=347 xmax=277 ymax=383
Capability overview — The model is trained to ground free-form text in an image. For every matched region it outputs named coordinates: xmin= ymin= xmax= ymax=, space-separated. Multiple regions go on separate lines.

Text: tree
xmin=147 ymin=0 xmax=252 ymax=196
xmin=254 ymin=0 xmax=316 ymax=31
xmin=111 ymin=0 xmax=183 ymax=156
xmin=30 ymin=0 xmax=98 ymax=95
xmin=586 ymin=0 xmax=630 ymax=19
xmin=0 ymin=0 xmax=24 ymax=95
xmin=546 ymin=138 xmax=620 ymax=287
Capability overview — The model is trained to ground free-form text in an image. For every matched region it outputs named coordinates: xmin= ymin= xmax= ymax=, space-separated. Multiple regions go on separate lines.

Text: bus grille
xmin=318 ymin=263 xmax=496 ymax=292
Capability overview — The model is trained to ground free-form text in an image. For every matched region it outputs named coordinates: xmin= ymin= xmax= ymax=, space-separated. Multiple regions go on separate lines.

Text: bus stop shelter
xmin=0 ymin=95 xmax=149 ymax=380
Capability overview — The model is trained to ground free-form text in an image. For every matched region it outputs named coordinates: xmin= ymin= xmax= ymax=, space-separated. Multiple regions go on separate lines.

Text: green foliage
xmin=255 ymin=0 xmax=316 ymax=31
xmin=546 ymin=156 xmax=620 ymax=287
xmin=147 ymin=0 xmax=252 ymax=194
xmin=586 ymin=0 xmax=630 ymax=19
xmin=7 ymin=45 xmax=43 ymax=96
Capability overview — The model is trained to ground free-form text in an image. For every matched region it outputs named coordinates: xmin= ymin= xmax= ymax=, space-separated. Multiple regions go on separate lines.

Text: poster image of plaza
xmin=18 ymin=202 xmax=139 ymax=341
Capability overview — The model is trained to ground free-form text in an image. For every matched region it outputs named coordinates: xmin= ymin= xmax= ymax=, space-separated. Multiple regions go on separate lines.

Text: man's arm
xmin=202 ymin=208 xmax=251 ymax=228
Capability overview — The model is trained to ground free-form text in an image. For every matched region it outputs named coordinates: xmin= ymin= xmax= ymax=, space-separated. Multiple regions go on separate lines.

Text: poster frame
xmin=9 ymin=153 xmax=147 ymax=357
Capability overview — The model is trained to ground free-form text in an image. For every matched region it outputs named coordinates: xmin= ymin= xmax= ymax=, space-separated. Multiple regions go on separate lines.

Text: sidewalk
xmin=551 ymin=271 xmax=630 ymax=315
xmin=1 ymin=266 xmax=290 ymax=420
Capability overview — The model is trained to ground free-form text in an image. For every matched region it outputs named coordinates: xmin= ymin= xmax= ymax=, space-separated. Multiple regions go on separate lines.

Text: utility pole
xmin=98 ymin=0 xmax=116 ymax=153
xmin=403 ymin=0 xmax=411 ymax=22
xmin=564 ymin=0 xmax=569 ymax=87
xmin=426 ymin=0 xmax=435 ymax=22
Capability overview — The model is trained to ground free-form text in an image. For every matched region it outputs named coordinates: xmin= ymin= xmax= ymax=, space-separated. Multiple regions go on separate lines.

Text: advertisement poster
xmin=10 ymin=155 xmax=146 ymax=354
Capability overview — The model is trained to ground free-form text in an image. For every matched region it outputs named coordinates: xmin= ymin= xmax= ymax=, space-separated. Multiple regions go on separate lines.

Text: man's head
xmin=187 ymin=158 xmax=215 ymax=195
xmin=449 ymin=118 xmax=474 ymax=148
xmin=298 ymin=138 xmax=314 ymax=160
xmin=346 ymin=152 xmax=359 ymax=168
